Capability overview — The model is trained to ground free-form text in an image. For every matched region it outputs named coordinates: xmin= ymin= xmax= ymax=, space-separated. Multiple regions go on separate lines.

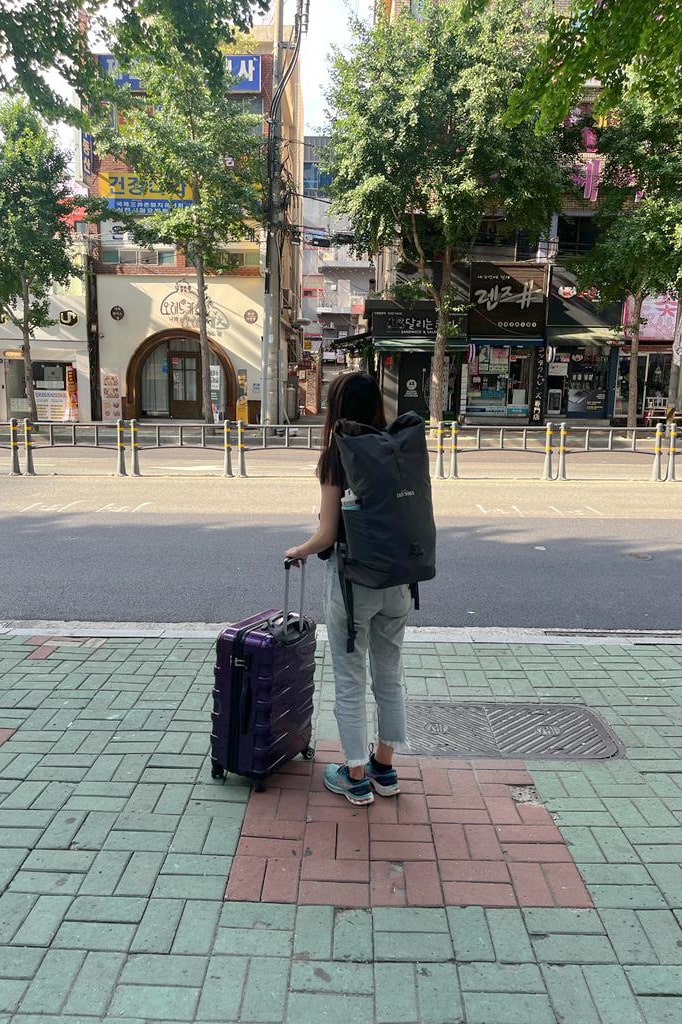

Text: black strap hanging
xmin=410 ymin=582 xmax=420 ymax=611
xmin=337 ymin=548 xmax=357 ymax=653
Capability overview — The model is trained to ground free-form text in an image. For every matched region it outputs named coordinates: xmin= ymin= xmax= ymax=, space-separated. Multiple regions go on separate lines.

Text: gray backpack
xmin=334 ymin=412 xmax=437 ymax=651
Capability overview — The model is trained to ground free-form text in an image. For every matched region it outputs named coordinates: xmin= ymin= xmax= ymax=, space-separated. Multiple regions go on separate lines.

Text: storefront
xmin=0 ymin=279 xmax=91 ymax=421
xmin=465 ymin=341 xmax=542 ymax=420
xmin=97 ymin=275 xmax=265 ymax=421
xmin=615 ymin=294 xmax=679 ymax=424
xmin=368 ymin=306 xmax=467 ymax=421
xmin=545 ymin=267 xmax=621 ymax=423
xmin=465 ymin=262 xmax=549 ymax=423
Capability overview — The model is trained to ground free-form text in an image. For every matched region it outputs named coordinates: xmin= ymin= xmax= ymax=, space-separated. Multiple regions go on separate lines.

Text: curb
xmin=1 ymin=621 xmax=681 ymax=645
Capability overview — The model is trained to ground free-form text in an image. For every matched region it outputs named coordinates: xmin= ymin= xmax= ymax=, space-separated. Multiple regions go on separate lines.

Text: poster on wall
xmin=102 ymin=373 xmax=122 ymax=421
xmin=623 ymin=294 xmax=678 ymax=342
xmin=34 ymin=391 xmax=68 ymax=421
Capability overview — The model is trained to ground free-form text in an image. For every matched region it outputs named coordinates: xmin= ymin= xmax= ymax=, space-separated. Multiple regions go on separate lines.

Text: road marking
xmin=21 ymin=501 xmax=86 ymax=513
xmin=549 ymin=505 xmax=605 ymax=518
xmin=476 ymin=504 xmax=525 ymax=517
xmin=95 ymin=502 xmax=152 ymax=513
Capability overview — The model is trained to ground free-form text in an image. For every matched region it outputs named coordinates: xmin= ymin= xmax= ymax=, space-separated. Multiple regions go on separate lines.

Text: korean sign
xmin=372 ymin=310 xmax=466 ymax=339
xmin=469 ymin=263 xmax=548 ymax=337
xmin=97 ymin=54 xmax=144 ymax=92
xmin=225 ymin=55 xmax=262 ymax=93
xmin=98 ymin=52 xmax=261 ymax=94
xmin=98 ymin=173 xmax=194 ymax=215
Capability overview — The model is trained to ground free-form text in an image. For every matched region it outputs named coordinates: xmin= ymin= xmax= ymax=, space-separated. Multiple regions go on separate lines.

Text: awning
xmin=547 ymin=327 xmax=620 ymax=347
xmin=470 ymin=337 xmax=544 ymax=347
xmin=374 ymin=337 xmax=468 ymax=352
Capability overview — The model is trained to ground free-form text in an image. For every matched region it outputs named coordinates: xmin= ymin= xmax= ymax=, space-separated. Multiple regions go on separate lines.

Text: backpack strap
xmin=337 ymin=547 xmax=357 ymax=654
xmin=410 ymin=582 xmax=420 ymax=611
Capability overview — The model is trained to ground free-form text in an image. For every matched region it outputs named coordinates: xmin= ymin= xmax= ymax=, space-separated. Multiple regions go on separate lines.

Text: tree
xmin=326 ymin=0 xmax=573 ymax=426
xmin=0 ymin=98 xmax=103 ymax=421
xmin=572 ymin=94 xmax=682 ymax=427
xmin=0 ymin=0 xmax=267 ymax=122
xmin=498 ymin=0 xmax=682 ymax=133
xmin=94 ymin=14 xmax=264 ymax=423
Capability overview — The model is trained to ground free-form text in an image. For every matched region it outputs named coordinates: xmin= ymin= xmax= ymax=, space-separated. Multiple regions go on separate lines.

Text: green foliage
xmin=0 ymin=97 xmax=99 ymax=329
xmin=326 ymin=0 xmax=574 ymax=422
xmin=501 ymin=0 xmax=682 ymax=133
xmin=0 ymin=0 xmax=267 ymax=123
xmin=0 ymin=97 xmax=104 ymax=418
xmin=574 ymin=94 xmax=682 ymax=303
xmin=327 ymin=0 xmax=571 ymax=267
xmin=94 ymin=15 xmax=264 ymax=266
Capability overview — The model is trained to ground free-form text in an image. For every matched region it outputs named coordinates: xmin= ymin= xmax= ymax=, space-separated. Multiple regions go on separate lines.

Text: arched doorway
xmin=127 ymin=330 xmax=237 ymax=420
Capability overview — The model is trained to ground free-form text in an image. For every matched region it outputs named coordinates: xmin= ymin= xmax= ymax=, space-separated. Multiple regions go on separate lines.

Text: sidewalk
xmin=1 ymin=631 xmax=682 ymax=1023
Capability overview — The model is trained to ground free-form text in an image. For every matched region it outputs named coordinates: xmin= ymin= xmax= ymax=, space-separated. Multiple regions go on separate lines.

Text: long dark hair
xmin=317 ymin=371 xmax=387 ymax=486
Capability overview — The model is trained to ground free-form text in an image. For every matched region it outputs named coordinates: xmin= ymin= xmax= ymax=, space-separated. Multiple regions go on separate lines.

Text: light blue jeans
xmin=323 ymin=553 xmax=411 ymax=767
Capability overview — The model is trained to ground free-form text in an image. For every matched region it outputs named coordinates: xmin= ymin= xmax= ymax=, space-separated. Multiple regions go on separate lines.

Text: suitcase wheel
xmin=211 ymin=761 xmax=226 ymax=780
xmin=301 ymin=745 xmax=315 ymax=761
xmin=254 ymin=779 xmax=267 ymax=793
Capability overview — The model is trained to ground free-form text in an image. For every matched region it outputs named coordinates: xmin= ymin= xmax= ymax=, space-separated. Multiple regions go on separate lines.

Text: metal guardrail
xmin=433 ymin=421 xmax=678 ymax=482
xmin=2 ymin=418 xmax=679 ymax=481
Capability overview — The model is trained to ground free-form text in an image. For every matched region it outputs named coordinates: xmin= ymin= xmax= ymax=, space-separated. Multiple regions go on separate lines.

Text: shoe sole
xmin=369 ymin=778 xmax=401 ymax=797
xmin=324 ymin=776 xmax=374 ymax=806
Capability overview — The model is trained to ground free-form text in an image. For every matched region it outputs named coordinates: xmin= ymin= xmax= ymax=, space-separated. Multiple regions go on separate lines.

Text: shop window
xmin=466 ymin=345 xmax=532 ymax=417
xmin=557 ymin=215 xmax=599 ymax=256
xmin=244 ymin=251 xmax=261 ymax=267
xmin=101 ymin=247 xmax=119 ymax=264
xmin=547 ymin=348 xmax=610 ymax=417
xmin=157 ymin=250 xmax=176 ymax=265
xmin=615 ymin=351 xmax=671 ymax=421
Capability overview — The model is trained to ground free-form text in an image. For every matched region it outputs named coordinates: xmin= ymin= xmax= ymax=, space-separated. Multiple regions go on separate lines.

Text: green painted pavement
xmin=1 ymin=635 xmax=682 ymax=1020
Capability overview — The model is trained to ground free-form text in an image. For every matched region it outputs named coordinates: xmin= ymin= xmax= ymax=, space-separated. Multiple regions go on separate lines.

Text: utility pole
xmin=262 ymin=0 xmax=285 ymax=424
xmin=261 ymin=0 xmax=309 ymax=425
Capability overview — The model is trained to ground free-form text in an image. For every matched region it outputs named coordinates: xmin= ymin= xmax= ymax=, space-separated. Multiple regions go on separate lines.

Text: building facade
xmin=0 ymin=241 xmax=94 ymax=422
xmin=84 ymin=28 xmax=303 ymax=424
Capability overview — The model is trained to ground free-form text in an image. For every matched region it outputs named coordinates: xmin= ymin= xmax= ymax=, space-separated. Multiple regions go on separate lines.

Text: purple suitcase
xmin=211 ymin=560 xmax=316 ymax=789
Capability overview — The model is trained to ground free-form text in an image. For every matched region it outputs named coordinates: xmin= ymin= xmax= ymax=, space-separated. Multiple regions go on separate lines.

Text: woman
xmin=285 ymin=372 xmax=411 ymax=806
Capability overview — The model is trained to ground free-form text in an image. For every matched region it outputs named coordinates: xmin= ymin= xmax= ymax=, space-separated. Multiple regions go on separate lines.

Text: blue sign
xmin=97 ymin=54 xmax=144 ymax=92
xmin=80 ymin=132 xmax=94 ymax=183
xmin=226 ymin=55 xmax=262 ymax=93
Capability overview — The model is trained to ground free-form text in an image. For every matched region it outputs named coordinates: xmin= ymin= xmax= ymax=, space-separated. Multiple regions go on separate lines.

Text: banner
xmin=469 ymin=263 xmax=548 ymax=337
xmin=99 ymin=172 xmax=194 ymax=215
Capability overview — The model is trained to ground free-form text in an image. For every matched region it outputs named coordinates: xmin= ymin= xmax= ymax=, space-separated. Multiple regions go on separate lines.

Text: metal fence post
xmin=130 ymin=419 xmax=141 ymax=476
xmin=651 ymin=422 xmax=664 ymax=481
xmin=237 ymin=420 xmax=247 ymax=477
xmin=23 ymin=419 xmax=35 ymax=476
xmin=434 ymin=422 xmax=446 ymax=479
xmin=665 ymin=422 xmax=678 ymax=482
xmin=223 ymin=421 xmax=234 ymax=477
xmin=116 ymin=418 xmax=127 ymax=477
xmin=556 ymin=422 xmax=568 ymax=481
xmin=449 ymin=422 xmax=459 ymax=480
xmin=542 ymin=422 xmax=554 ymax=480
xmin=8 ymin=418 xmax=21 ymax=476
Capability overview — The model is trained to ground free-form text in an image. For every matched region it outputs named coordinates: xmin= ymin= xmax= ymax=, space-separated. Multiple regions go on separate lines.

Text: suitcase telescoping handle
xmin=283 ymin=557 xmax=305 ymax=633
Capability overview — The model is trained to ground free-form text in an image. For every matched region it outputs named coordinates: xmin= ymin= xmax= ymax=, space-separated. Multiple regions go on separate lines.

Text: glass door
xmin=170 ymin=351 xmax=202 ymax=419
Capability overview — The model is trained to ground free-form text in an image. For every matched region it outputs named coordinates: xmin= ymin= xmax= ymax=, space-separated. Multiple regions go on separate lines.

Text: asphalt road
xmin=1 ymin=477 xmax=680 ymax=629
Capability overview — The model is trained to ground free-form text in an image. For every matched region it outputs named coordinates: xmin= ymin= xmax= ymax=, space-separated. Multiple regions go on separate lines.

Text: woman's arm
xmin=285 ymin=484 xmax=342 ymax=564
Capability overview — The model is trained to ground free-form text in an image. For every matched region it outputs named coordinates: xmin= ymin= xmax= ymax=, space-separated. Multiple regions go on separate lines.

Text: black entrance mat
xmin=405 ymin=702 xmax=622 ymax=760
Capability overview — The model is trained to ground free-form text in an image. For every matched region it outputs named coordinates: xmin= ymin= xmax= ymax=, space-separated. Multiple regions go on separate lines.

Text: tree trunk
xmin=429 ymin=257 xmax=453 ymax=429
xmin=193 ymin=251 xmax=214 ymax=424
xmin=627 ymin=291 xmax=644 ymax=431
xmin=21 ymin=280 xmax=37 ymax=422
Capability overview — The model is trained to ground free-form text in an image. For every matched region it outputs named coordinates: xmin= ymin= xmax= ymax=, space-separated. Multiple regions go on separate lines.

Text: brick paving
xmin=228 ymin=743 xmax=592 ymax=909
xmin=1 ymin=633 xmax=682 ymax=1022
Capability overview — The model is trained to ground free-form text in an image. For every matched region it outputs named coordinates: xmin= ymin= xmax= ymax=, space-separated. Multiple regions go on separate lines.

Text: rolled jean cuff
xmin=346 ymin=756 xmax=368 ymax=769
xmin=377 ymin=736 xmax=411 ymax=754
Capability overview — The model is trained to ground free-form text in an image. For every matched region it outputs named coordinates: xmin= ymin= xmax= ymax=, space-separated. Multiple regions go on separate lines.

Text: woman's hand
xmin=285 ymin=546 xmax=307 ymax=568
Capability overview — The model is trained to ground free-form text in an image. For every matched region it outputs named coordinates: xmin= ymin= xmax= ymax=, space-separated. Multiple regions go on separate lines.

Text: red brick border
xmin=225 ymin=742 xmax=592 ymax=909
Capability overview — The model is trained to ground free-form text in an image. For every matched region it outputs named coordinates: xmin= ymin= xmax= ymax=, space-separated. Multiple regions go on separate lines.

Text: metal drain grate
xmin=405 ymin=702 xmax=622 ymax=760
